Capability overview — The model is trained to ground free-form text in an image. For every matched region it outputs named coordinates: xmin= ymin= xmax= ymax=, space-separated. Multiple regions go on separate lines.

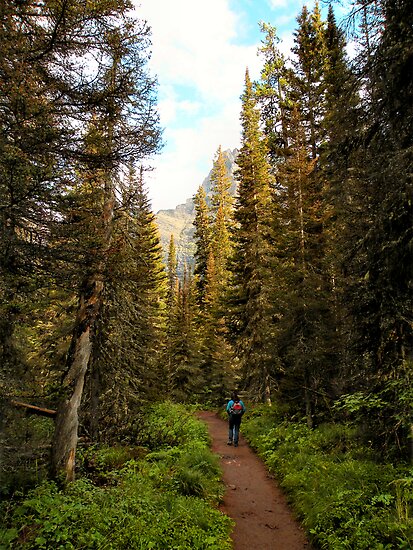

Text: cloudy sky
xmin=135 ymin=0 xmax=345 ymax=212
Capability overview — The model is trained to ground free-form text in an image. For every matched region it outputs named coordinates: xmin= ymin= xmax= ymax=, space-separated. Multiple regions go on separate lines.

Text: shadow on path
xmin=197 ymin=411 xmax=312 ymax=550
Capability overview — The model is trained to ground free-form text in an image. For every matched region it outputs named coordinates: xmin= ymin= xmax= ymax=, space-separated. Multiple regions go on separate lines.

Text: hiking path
xmin=197 ymin=411 xmax=312 ymax=550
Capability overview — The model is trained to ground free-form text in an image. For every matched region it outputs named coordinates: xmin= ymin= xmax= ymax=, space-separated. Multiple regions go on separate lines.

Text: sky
xmin=135 ymin=0 xmax=347 ymax=213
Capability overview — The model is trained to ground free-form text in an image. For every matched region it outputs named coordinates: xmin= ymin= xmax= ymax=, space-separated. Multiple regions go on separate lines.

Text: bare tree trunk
xmin=51 ymin=175 xmax=114 ymax=481
xmin=51 ymin=276 xmax=103 ymax=481
xmin=264 ymin=370 xmax=272 ymax=406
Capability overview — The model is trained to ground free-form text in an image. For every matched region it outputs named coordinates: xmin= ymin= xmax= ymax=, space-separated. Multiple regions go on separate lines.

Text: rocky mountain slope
xmin=155 ymin=149 xmax=238 ymax=272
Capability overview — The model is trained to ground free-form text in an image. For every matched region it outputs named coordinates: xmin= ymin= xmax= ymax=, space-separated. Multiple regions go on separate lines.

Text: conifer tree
xmin=165 ymin=235 xmax=202 ymax=401
xmin=199 ymin=251 xmax=234 ymax=402
xmin=193 ymin=185 xmax=212 ymax=304
xmin=275 ymin=104 xmax=335 ymax=426
xmin=228 ymin=70 xmax=276 ymax=403
xmin=167 ymin=266 xmax=201 ymax=402
xmin=0 ymin=0 xmax=61 ymax=392
xmin=51 ymin=114 xmax=117 ymax=479
xmin=321 ymin=4 xmax=359 ymax=391
xmin=167 ymin=235 xmax=179 ymax=309
xmin=255 ymin=22 xmax=289 ymax=159
xmin=291 ymin=2 xmax=328 ymax=159
xmin=263 ymin=4 xmax=338 ymax=425
xmin=339 ymin=0 xmax=413 ymax=450
xmin=164 ymin=235 xmax=179 ymax=392
xmin=88 ymin=166 xmax=167 ymax=440
xmin=0 ymin=0 xmax=162 ymax=480
xmin=50 ymin=9 xmax=162 ymax=480
xmin=210 ymin=146 xmax=234 ymax=286
xmin=192 ymin=148 xmax=235 ymax=403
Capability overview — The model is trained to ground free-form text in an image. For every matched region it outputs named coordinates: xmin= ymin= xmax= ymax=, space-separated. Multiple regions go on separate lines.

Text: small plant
xmin=170 ymin=446 xmax=224 ymax=501
xmin=392 ymin=474 xmax=413 ymax=522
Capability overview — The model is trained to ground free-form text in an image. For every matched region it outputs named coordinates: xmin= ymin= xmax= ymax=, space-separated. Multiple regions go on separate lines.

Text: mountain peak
xmin=155 ymin=148 xmax=238 ymax=272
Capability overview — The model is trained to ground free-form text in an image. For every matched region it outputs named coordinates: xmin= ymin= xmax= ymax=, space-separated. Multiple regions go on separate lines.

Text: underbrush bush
xmin=78 ymin=445 xmax=148 ymax=486
xmin=0 ymin=403 xmax=232 ymax=549
xmin=0 ymin=415 xmax=53 ymax=499
xmin=139 ymin=402 xmax=210 ymax=450
xmin=170 ymin=446 xmax=222 ymax=500
xmin=242 ymin=407 xmax=413 ymax=549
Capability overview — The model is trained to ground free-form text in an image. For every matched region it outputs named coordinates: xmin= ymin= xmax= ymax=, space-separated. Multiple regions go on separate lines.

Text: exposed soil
xmin=197 ymin=411 xmax=311 ymax=550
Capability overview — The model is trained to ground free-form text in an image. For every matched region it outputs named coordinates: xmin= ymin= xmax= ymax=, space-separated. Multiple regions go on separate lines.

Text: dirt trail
xmin=197 ymin=411 xmax=311 ymax=550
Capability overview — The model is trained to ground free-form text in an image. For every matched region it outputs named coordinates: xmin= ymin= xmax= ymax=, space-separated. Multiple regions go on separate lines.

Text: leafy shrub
xmin=0 ymin=403 xmax=232 ymax=549
xmin=170 ymin=446 xmax=223 ymax=501
xmin=242 ymin=406 xmax=413 ymax=549
xmin=78 ymin=445 xmax=147 ymax=485
xmin=139 ymin=402 xmax=210 ymax=450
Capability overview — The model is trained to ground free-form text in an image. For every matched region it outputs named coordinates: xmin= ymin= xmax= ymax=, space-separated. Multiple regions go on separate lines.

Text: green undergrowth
xmin=242 ymin=405 xmax=413 ymax=550
xmin=0 ymin=403 xmax=232 ymax=549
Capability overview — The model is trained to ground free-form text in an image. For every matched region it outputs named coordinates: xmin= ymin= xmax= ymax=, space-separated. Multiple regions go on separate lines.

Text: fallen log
xmin=11 ymin=400 xmax=57 ymax=418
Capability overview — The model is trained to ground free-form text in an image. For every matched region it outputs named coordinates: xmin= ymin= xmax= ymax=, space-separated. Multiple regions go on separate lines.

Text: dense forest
xmin=0 ymin=0 xmax=412 ymax=547
xmin=177 ymin=0 xmax=413 ymax=457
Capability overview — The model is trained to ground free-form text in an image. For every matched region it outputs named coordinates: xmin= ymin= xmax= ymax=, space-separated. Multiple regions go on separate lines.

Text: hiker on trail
xmin=226 ymin=393 xmax=246 ymax=447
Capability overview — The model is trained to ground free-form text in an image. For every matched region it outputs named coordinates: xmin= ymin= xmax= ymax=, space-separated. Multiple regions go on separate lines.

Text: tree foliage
xmin=0 ymin=0 xmax=162 ymax=483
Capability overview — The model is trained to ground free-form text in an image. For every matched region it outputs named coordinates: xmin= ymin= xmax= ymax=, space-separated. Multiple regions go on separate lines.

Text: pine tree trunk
xmin=305 ymin=388 xmax=313 ymax=429
xmin=265 ymin=375 xmax=272 ymax=406
xmin=51 ymin=180 xmax=114 ymax=481
xmin=51 ymin=275 xmax=103 ymax=481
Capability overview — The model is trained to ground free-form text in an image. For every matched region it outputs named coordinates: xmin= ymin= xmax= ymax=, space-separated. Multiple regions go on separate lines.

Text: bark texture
xmin=51 ymin=277 xmax=104 ymax=481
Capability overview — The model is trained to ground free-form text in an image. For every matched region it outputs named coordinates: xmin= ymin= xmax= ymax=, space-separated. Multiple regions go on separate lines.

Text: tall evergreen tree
xmin=167 ymin=234 xmax=179 ymax=310
xmin=0 ymin=0 xmax=61 ymax=392
xmin=228 ymin=70 xmax=276 ymax=403
xmin=165 ymin=234 xmax=179 ymax=391
xmin=339 ymin=0 xmax=413 ymax=451
xmin=291 ymin=2 xmax=328 ymax=159
xmin=193 ymin=147 xmax=235 ymax=403
xmin=210 ymin=146 xmax=233 ymax=285
xmin=199 ymin=251 xmax=234 ymax=403
xmin=321 ymin=4 xmax=360 ymax=394
xmin=50 ymin=8 xmax=162 ymax=480
xmin=0 ymin=0 xmax=162 ymax=480
xmin=261 ymin=4 xmax=339 ymax=425
xmin=87 ymin=166 xmax=167 ymax=441
xmin=275 ymin=104 xmax=335 ymax=426
xmin=167 ymin=266 xmax=201 ymax=402
xmin=255 ymin=22 xmax=289 ymax=159
xmin=193 ymin=185 xmax=212 ymax=304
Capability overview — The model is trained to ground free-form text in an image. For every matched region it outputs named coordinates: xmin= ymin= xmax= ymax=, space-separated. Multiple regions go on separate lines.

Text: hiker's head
xmin=231 ymin=392 xmax=240 ymax=402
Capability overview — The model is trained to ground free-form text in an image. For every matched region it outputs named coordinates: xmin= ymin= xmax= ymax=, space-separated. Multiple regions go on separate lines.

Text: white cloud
xmin=157 ymin=85 xmax=201 ymax=126
xmin=147 ymin=100 xmax=242 ymax=211
xmin=134 ymin=0 xmax=295 ymax=212
xmin=138 ymin=0 xmax=259 ymax=102
xmin=139 ymin=1 xmax=235 ymax=84
xmin=268 ymin=0 xmax=288 ymax=8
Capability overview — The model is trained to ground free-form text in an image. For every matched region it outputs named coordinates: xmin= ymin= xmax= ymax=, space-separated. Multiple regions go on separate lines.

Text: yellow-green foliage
xmin=242 ymin=405 xmax=413 ymax=549
xmin=0 ymin=403 xmax=232 ymax=549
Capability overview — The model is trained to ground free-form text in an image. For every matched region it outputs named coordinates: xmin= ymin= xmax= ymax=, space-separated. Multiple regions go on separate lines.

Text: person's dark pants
xmin=228 ymin=416 xmax=242 ymax=445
